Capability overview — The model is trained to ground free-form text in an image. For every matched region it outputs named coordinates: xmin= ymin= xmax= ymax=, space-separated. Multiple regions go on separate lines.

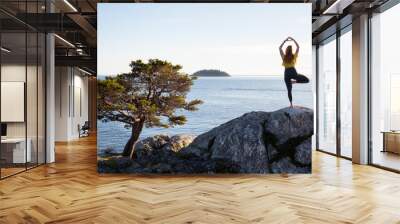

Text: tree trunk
xmin=122 ymin=119 xmax=145 ymax=157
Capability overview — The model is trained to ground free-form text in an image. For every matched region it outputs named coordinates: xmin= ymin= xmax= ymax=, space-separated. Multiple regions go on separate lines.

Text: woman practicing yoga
xmin=279 ymin=36 xmax=309 ymax=107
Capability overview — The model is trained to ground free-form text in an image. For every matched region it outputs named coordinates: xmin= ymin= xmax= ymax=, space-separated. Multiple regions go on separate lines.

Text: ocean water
xmin=97 ymin=76 xmax=313 ymax=154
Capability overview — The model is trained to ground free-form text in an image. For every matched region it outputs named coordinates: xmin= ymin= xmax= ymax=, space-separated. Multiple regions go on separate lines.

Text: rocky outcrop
xmin=98 ymin=107 xmax=313 ymax=174
xmin=131 ymin=134 xmax=195 ymax=158
xmin=98 ymin=134 xmax=200 ymax=173
xmin=180 ymin=107 xmax=313 ymax=173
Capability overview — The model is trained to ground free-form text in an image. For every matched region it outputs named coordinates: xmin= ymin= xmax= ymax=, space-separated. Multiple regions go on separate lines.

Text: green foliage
xmin=98 ymin=59 xmax=203 ymax=129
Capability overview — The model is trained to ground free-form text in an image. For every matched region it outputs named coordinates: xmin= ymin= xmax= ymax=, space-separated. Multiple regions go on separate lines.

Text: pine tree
xmin=98 ymin=59 xmax=202 ymax=157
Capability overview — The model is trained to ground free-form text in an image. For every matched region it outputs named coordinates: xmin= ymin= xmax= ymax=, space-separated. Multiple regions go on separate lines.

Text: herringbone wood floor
xmin=1 ymin=135 xmax=400 ymax=224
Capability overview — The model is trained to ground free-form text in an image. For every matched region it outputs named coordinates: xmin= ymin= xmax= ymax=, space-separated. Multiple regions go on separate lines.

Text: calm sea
xmin=97 ymin=76 xmax=313 ymax=154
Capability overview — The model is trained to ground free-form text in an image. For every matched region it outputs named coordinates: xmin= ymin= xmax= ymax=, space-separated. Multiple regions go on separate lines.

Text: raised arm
xmin=279 ymin=39 xmax=287 ymax=59
xmin=290 ymin=37 xmax=300 ymax=55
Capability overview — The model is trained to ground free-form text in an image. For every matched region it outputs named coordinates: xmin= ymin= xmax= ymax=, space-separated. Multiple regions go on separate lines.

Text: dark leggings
xmin=284 ymin=67 xmax=309 ymax=103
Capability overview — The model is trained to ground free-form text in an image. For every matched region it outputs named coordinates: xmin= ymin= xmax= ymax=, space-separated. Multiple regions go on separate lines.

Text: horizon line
xmin=97 ymin=74 xmax=284 ymax=77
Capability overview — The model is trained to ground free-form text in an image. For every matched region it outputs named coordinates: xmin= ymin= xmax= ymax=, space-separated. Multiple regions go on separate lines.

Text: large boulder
xmin=98 ymin=107 xmax=313 ymax=174
xmin=179 ymin=106 xmax=313 ymax=173
xmin=99 ymin=133 xmax=213 ymax=174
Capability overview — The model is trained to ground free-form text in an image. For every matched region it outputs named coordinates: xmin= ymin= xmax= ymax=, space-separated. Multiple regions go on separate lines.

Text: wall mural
xmin=97 ymin=3 xmax=313 ymax=174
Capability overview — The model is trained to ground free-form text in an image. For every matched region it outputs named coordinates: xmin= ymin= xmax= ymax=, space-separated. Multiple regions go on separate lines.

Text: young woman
xmin=279 ymin=37 xmax=309 ymax=107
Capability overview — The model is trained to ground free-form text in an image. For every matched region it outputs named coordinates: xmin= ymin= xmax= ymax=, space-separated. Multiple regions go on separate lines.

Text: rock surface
xmin=180 ymin=107 xmax=313 ymax=173
xmin=98 ymin=107 xmax=313 ymax=174
xmin=132 ymin=134 xmax=195 ymax=158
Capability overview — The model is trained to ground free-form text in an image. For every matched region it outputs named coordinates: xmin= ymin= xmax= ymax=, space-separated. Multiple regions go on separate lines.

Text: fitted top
xmin=282 ymin=53 xmax=298 ymax=68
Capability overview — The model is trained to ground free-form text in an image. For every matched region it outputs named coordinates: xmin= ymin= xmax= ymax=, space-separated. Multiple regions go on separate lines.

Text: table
xmin=1 ymin=138 xmax=31 ymax=163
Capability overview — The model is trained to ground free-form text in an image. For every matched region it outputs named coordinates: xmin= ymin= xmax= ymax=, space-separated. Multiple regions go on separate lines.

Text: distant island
xmin=192 ymin=69 xmax=230 ymax=77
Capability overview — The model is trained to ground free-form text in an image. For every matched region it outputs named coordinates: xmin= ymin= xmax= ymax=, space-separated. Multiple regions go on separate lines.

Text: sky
xmin=98 ymin=4 xmax=311 ymax=76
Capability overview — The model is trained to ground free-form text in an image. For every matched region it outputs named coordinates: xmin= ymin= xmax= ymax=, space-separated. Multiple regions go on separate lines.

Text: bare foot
xmin=290 ymin=103 xmax=293 ymax=108
xmin=291 ymin=79 xmax=297 ymax=84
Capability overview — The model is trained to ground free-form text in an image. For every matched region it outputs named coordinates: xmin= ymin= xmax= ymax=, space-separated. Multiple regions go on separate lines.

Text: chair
xmin=78 ymin=121 xmax=90 ymax=138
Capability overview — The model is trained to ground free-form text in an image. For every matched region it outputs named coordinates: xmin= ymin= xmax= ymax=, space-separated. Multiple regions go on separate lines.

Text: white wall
xmin=1 ymin=62 xmax=46 ymax=164
xmin=72 ymin=73 xmax=89 ymax=138
xmin=1 ymin=82 xmax=25 ymax=122
xmin=55 ymin=66 xmax=70 ymax=141
xmin=54 ymin=67 xmax=89 ymax=141
xmin=1 ymin=64 xmax=38 ymax=138
xmin=1 ymin=65 xmax=26 ymax=137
